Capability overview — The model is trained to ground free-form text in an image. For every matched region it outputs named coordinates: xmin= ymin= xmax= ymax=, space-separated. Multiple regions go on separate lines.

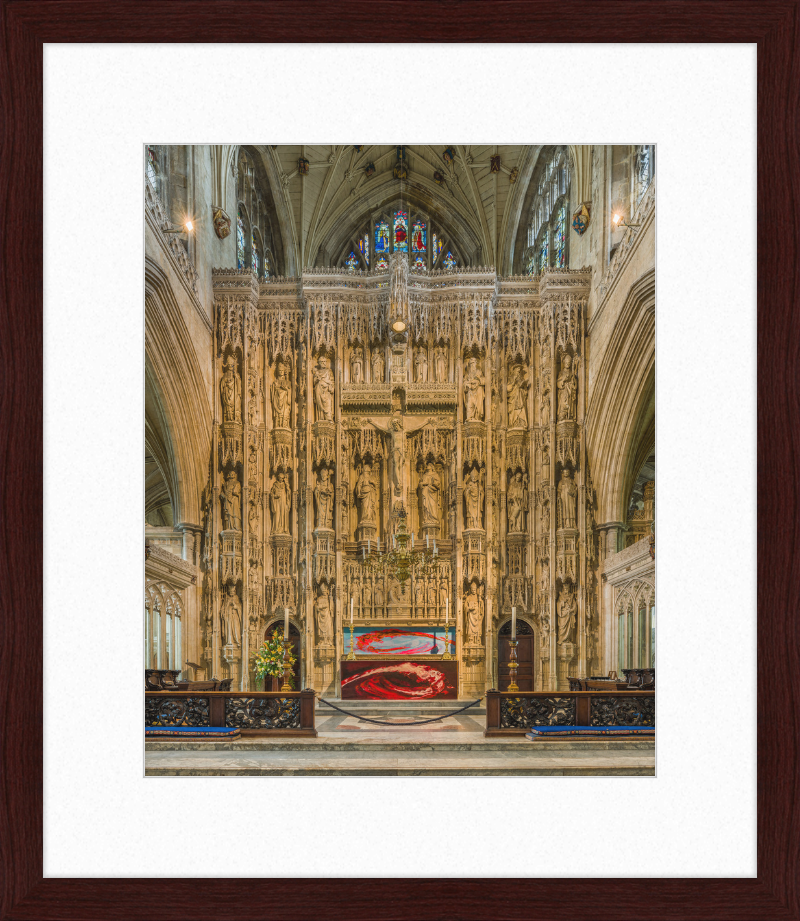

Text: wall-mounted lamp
xmin=612 ymin=212 xmax=640 ymax=231
xmin=162 ymin=219 xmax=195 ymax=234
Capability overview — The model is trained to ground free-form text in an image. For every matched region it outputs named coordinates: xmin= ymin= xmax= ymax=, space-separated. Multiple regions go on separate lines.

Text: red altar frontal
xmin=340 ymin=659 xmax=459 ymax=700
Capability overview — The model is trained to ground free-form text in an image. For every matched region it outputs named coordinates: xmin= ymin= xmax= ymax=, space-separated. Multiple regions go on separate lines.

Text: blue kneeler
xmin=525 ymin=725 xmax=654 ymax=739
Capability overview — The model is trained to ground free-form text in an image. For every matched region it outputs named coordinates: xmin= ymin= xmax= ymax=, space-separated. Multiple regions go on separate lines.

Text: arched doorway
xmin=263 ymin=621 xmax=302 ymax=691
xmin=498 ymin=619 xmax=534 ymax=691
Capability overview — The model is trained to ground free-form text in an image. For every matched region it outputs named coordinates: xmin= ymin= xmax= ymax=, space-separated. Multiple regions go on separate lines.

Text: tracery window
xmin=375 ymin=220 xmax=390 ymax=255
xmin=634 ymin=144 xmax=655 ymax=206
xmin=237 ymin=147 xmax=278 ymax=277
xmin=252 ymin=230 xmax=260 ymax=277
xmin=339 ymin=210 xmax=459 ymax=272
xmin=393 ymin=210 xmax=408 ymax=252
xmin=237 ymin=206 xmax=246 ymax=270
xmin=146 ymin=145 xmax=158 ymax=187
xmin=615 ymin=581 xmax=655 ymax=671
xmin=411 ymin=219 xmax=426 ymax=254
xmin=525 ymin=147 xmax=570 ymax=274
xmin=145 ymin=582 xmax=183 ymax=670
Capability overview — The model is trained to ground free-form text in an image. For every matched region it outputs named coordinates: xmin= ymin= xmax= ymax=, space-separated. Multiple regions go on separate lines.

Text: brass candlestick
xmin=346 ymin=622 xmax=356 ymax=660
xmin=506 ymin=638 xmax=520 ymax=691
xmin=441 ymin=624 xmax=453 ymax=660
xmin=280 ymin=639 xmax=293 ymax=692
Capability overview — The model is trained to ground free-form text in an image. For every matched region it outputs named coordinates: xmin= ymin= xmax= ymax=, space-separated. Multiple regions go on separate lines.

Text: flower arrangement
xmin=253 ymin=632 xmax=296 ymax=689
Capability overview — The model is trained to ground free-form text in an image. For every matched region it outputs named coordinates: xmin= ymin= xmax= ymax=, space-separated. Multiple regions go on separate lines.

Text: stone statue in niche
xmin=507 ymin=364 xmax=529 ymax=429
xmin=361 ymin=579 xmax=370 ymax=614
xmin=414 ymin=346 xmax=428 ymax=383
xmin=557 ymin=588 xmax=577 ymax=644
xmin=220 ymin=356 xmax=241 ymax=423
xmin=439 ymin=581 xmax=449 ymax=613
xmin=418 ymin=461 xmax=441 ymax=526
xmin=350 ymin=346 xmax=364 ymax=384
xmin=539 ymin=560 xmax=550 ymax=596
xmin=414 ymin=579 xmax=425 ymax=612
xmin=434 ymin=345 xmax=447 ymax=383
xmin=313 ymin=356 xmax=335 ymax=421
xmin=314 ymin=467 xmax=334 ymax=530
xmin=371 ymin=347 xmax=385 ymax=383
xmin=270 ymin=472 xmax=292 ymax=534
xmin=540 ymin=613 xmax=550 ymax=648
xmin=464 ymin=468 xmax=484 ymax=530
xmin=220 ymin=471 xmax=242 ymax=531
xmin=221 ymin=583 xmax=242 ymax=646
xmin=355 ymin=462 xmax=378 ymax=526
xmin=463 ymin=357 xmax=485 ymax=421
xmin=558 ymin=469 xmax=578 ymax=529
xmin=464 ymin=582 xmax=483 ymax=641
xmin=389 ymin=576 xmax=402 ymax=604
xmin=541 ymin=442 xmax=551 ymax=484
xmin=427 ymin=577 xmax=437 ymax=611
xmin=248 ymin=496 xmax=260 ymax=531
xmin=271 ymin=361 xmax=291 ymax=429
xmin=557 ymin=353 xmax=578 ymax=421
xmin=390 ymin=415 xmax=404 ymax=496
xmin=507 ymin=472 xmax=528 ymax=533
xmin=314 ymin=584 xmax=333 ymax=642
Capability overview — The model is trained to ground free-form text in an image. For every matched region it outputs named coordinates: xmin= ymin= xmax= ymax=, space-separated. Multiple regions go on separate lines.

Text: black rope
xmin=318 ymin=697 xmax=482 ymax=726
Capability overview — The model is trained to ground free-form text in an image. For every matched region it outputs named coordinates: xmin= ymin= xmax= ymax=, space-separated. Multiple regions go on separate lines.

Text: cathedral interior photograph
xmin=144 ymin=143 xmax=655 ymax=776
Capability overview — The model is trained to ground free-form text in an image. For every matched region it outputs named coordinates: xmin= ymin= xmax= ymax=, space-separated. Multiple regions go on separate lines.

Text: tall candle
xmin=445 ymin=597 xmax=449 ymax=623
xmin=350 ymin=597 xmax=353 ymax=623
xmin=426 ymin=534 xmax=429 ymax=549
xmin=511 ymin=606 xmax=517 ymax=639
xmin=368 ymin=539 xmax=370 ymax=554
xmin=284 ymin=606 xmax=290 ymax=643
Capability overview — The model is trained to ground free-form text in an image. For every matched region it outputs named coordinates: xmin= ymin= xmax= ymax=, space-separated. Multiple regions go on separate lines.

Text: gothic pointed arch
xmin=145 ymin=258 xmax=212 ymax=525
xmin=587 ymin=269 xmax=656 ymax=524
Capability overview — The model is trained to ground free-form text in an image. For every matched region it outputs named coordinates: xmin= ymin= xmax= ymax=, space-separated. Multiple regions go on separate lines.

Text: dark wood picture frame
xmin=0 ymin=2 xmax=795 ymax=918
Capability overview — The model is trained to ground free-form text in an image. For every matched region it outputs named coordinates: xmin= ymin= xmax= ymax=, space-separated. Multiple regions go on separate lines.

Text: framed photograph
xmin=2 ymin=3 xmax=791 ymax=918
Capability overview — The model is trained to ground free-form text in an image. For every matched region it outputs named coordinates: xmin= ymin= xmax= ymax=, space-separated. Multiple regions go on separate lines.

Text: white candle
xmin=445 ymin=597 xmax=449 ymax=623
xmin=511 ymin=606 xmax=517 ymax=639
xmin=350 ymin=597 xmax=353 ymax=623
xmin=426 ymin=534 xmax=429 ymax=549
xmin=284 ymin=606 xmax=290 ymax=643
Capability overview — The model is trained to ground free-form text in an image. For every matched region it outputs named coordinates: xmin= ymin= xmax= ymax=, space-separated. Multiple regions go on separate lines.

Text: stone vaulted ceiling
xmin=252 ymin=144 xmax=541 ymax=275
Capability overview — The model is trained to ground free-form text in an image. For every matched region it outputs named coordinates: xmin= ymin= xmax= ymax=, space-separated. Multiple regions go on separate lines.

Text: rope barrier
xmin=318 ymin=697 xmax=483 ymax=726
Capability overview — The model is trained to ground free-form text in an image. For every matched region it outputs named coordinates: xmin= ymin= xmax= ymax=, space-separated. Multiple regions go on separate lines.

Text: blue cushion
xmin=525 ymin=725 xmax=654 ymax=738
xmin=145 ymin=726 xmax=240 ymax=738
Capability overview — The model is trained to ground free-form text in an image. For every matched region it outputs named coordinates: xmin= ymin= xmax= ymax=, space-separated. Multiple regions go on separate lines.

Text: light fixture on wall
xmin=611 ymin=212 xmax=640 ymax=231
xmin=162 ymin=218 xmax=195 ymax=234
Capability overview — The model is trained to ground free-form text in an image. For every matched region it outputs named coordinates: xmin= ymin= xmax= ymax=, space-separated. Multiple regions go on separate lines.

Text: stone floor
xmin=145 ymin=700 xmax=655 ymax=775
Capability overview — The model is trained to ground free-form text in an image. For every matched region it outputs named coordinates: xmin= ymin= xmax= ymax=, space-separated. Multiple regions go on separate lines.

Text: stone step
xmin=146 ymin=737 xmax=654 ymax=753
xmin=145 ymin=746 xmax=654 ymax=776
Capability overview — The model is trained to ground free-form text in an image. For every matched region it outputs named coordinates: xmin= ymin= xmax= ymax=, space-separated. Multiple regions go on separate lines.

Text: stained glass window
xmin=537 ymin=235 xmax=549 ymax=273
xmin=443 ymin=251 xmax=456 ymax=270
xmin=252 ymin=231 xmax=260 ymax=277
xmin=375 ymin=255 xmax=389 ymax=270
xmin=358 ymin=231 xmax=369 ymax=266
xmin=146 ymin=146 xmax=158 ymax=186
xmin=345 ymin=251 xmax=359 ymax=272
xmin=237 ymin=207 xmax=246 ymax=270
xmin=526 ymin=254 xmax=536 ymax=276
xmin=375 ymin=220 xmax=389 ymax=255
xmin=411 ymin=220 xmax=427 ymax=253
xmin=412 ymin=254 xmax=426 ymax=272
xmin=553 ymin=205 xmax=566 ymax=267
xmin=432 ymin=233 xmax=443 ymax=260
xmin=263 ymin=251 xmax=270 ymax=280
xmin=393 ymin=210 xmax=408 ymax=252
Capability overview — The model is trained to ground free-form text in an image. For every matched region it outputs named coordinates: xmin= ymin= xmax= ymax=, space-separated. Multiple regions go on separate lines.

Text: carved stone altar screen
xmin=204 ymin=255 xmax=595 ymax=696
